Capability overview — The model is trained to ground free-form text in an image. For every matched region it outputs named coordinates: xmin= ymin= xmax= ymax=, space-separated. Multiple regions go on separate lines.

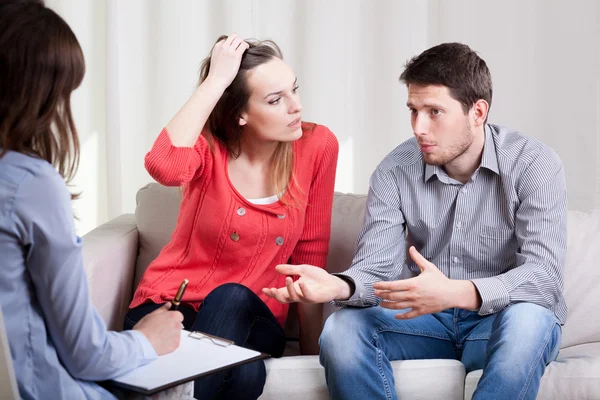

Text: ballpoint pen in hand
xmin=171 ymin=279 xmax=189 ymax=311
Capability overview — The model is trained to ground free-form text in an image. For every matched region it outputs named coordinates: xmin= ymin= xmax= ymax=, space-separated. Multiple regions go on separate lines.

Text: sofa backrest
xmin=561 ymin=209 xmax=600 ymax=348
xmin=134 ymin=183 xmax=181 ymax=290
xmin=135 ymin=182 xmax=600 ymax=349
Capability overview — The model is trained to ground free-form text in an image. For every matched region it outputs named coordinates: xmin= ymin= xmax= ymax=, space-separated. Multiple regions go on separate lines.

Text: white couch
xmin=82 ymin=183 xmax=600 ymax=399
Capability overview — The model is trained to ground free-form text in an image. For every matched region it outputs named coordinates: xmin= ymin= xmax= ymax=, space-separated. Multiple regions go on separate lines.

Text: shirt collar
xmin=424 ymin=124 xmax=499 ymax=183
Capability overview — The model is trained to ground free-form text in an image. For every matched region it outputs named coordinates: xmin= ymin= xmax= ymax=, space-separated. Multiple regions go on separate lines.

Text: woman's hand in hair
xmin=205 ymin=34 xmax=250 ymax=90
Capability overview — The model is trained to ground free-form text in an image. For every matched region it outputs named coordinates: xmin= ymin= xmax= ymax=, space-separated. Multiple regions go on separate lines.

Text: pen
xmin=171 ymin=279 xmax=189 ymax=311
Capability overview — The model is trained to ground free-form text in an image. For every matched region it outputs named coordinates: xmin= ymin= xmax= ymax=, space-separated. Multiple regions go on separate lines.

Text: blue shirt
xmin=0 ymin=151 xmax=157 ymax=399
xmin=336 ymin=124 xmax=568 ymax=323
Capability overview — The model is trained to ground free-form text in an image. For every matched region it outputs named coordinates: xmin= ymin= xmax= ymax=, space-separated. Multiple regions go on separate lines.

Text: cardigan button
xmin=237 ymin=207 xmax=246 ymax=216
xmin=275 ymin=236 xmax=284 ymax=246
xmin=230 ymin=232 xmax=240 ymax=242
xmin=277 ymin=213 xmax=286 ymax=219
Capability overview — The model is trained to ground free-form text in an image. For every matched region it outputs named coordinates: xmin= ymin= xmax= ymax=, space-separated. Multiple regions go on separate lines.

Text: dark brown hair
xmin=400 ymin=42 xmax=492 ymax=114
xmin=0 ymin=0 xmax=85 ymax=196
xmin=199 ymin=35 xmax=304 ymax=204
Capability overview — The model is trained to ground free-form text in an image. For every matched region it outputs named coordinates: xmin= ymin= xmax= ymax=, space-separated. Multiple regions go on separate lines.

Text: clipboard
xmin=106 ymin=330 xmax=269 ymax=396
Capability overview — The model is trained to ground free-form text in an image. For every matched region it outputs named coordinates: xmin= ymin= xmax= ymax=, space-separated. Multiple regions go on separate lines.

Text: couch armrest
xmin=82 ymin=214 xmax=138 ymax=331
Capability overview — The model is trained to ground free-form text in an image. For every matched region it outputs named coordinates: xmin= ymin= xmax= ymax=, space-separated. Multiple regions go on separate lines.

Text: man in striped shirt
xmin=263 ymin=42 xmax=567 ymax=400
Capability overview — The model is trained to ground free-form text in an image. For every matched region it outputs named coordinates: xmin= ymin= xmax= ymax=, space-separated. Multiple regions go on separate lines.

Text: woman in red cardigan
xmin=124 ymin=34 xmax=338 ymax=400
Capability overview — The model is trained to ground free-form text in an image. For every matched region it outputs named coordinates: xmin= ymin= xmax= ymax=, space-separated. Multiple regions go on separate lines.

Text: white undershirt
xmin=246 ymin=194 xmax=279 ymax=205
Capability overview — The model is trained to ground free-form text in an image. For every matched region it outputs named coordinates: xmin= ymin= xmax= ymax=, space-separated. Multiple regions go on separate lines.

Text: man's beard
xmin=422 ymin=123 xmax=474 ymax=166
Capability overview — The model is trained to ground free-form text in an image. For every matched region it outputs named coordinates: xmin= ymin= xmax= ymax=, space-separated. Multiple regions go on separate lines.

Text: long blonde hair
xmin=199 ymin=35 xmax=306 ymax=205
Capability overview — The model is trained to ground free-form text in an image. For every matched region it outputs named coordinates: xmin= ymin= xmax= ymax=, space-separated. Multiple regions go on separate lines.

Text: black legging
xmin=124 ymin=283 xmax=287 ymax=400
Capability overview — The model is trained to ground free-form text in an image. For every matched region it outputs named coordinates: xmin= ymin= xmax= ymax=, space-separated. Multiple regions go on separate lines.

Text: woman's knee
xmin=205 ymin=283 xmax=254 ymax=305
xmin=202 ymin=283 xmax=257 ymax=315
xmin=197 ymin=283 xmax=266 ymax=336
xmin=209 ymin=282 xmax=253 ymax=298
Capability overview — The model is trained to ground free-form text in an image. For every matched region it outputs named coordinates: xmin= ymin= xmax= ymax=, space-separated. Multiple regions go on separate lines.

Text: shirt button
xmin=237 ymin=207 xmax=246 ymax=216
xmin=453 ymin=257 xmax=458 ymax=263
xmin=277 ymin=214 xmax=286 ymax=219
xmin=230 ymin=232 xmax=240 ymax=242
xmin=275 ymin=236 xmax=284 ymax=245
xmin=456 ymin=221 xmax=462 ymax=228
xmin=461 ymin=187 xmax=468 ymax=193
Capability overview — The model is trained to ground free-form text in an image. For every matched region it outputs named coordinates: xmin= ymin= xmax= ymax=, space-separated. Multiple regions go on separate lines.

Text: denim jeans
xmin=319 ymin=303 xmax=561 ymax=400
xmin=124 ymin=283 xmax=286 ymax=400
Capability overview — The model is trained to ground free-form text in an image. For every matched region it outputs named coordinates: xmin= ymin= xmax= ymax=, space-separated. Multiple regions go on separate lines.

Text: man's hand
xmin=262 ymin=264 xmax=352 ymax=304
xmin=373 ymin=246 xmax=481 ymax=319
xmin=133 ymin=303 xmax=184 ymax=356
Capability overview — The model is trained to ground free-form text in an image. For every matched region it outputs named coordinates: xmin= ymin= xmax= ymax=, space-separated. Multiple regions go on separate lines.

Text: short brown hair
xmin=0 ymin=0 xmax=85 ymax=192
xmin=400 ymin=42 xmax=492 ymax=114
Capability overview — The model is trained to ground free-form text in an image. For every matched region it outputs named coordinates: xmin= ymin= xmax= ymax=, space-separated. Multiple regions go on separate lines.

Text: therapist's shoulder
xmin=0 ymin=151 xmax=71 ymax=214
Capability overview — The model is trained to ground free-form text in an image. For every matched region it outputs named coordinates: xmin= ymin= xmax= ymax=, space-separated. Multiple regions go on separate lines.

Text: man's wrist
xmin=450 ymin=279 xmax=482 ymax=310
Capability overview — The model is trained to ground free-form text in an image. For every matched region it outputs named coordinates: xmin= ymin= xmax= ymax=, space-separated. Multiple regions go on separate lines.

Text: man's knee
xmin=495 ymin=303 xmax=559 ymax=338
xmin=491 ymin=303 xmax=561 ymax=366
xmin=321 ymin=309 xmax=355 ymax=346
xmin=319 ymin=307 xmax=385 ymax=367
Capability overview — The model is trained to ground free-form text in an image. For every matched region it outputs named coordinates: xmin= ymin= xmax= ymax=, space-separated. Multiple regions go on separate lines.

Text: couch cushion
xmin=325 ymin=193 xmax=367 ymax=275
xmin=134 ymin=183 xmax=181 ymax=289
xmin=83 ymin=214 xmax=139 ymax=331
xmin=322 ymin=193 xmax=366 ymax=324
xmin=560 ymin=210 xmax=600 ymax=348
xmin=261 ymin=356 xmax=466 ymax=400
xmin=464 ymin=342 xmax=600 ymax=400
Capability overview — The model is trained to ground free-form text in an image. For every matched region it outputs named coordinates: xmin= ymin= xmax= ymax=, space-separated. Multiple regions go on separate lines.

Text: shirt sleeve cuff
xmin=331 ymin=273 xmax=371 ymax=307
xmin=470 ymin=276 xmax=511 ymax=316
xmin=128 ymin=330 xmax=158 ymax=363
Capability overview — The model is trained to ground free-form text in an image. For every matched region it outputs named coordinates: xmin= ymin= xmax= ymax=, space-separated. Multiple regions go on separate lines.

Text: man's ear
xmin=471 ymin=99 xmax=489 ymax=127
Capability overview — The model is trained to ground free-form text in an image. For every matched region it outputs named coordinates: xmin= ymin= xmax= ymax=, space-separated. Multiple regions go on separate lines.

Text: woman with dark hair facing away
xmin=124 ymin=34 xmax=339 ymax=399
xmin=0 ymin=1 xmax=183 ymax=399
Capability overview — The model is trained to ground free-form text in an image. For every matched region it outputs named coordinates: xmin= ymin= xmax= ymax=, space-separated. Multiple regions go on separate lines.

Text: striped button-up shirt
xmin=337 ymin=124 xmax=568 ymax=324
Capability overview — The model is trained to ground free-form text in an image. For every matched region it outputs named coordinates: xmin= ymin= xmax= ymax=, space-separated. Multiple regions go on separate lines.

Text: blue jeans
xmin=124 ymin=283 xmax=286 ymax=400
xmin=319 ymin=303 xmax=561 ymax=400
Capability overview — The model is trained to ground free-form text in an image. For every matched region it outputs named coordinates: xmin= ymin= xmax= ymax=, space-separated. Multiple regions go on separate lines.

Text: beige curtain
xmin=46 ymin=0 xmax=600 ymax=234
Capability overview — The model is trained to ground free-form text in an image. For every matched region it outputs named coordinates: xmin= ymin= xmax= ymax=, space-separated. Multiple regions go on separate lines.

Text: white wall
xmin=47 ymin=0 xmax=600 ymax=234
xmin=45 ymin=0 xmax=108 ymax=232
